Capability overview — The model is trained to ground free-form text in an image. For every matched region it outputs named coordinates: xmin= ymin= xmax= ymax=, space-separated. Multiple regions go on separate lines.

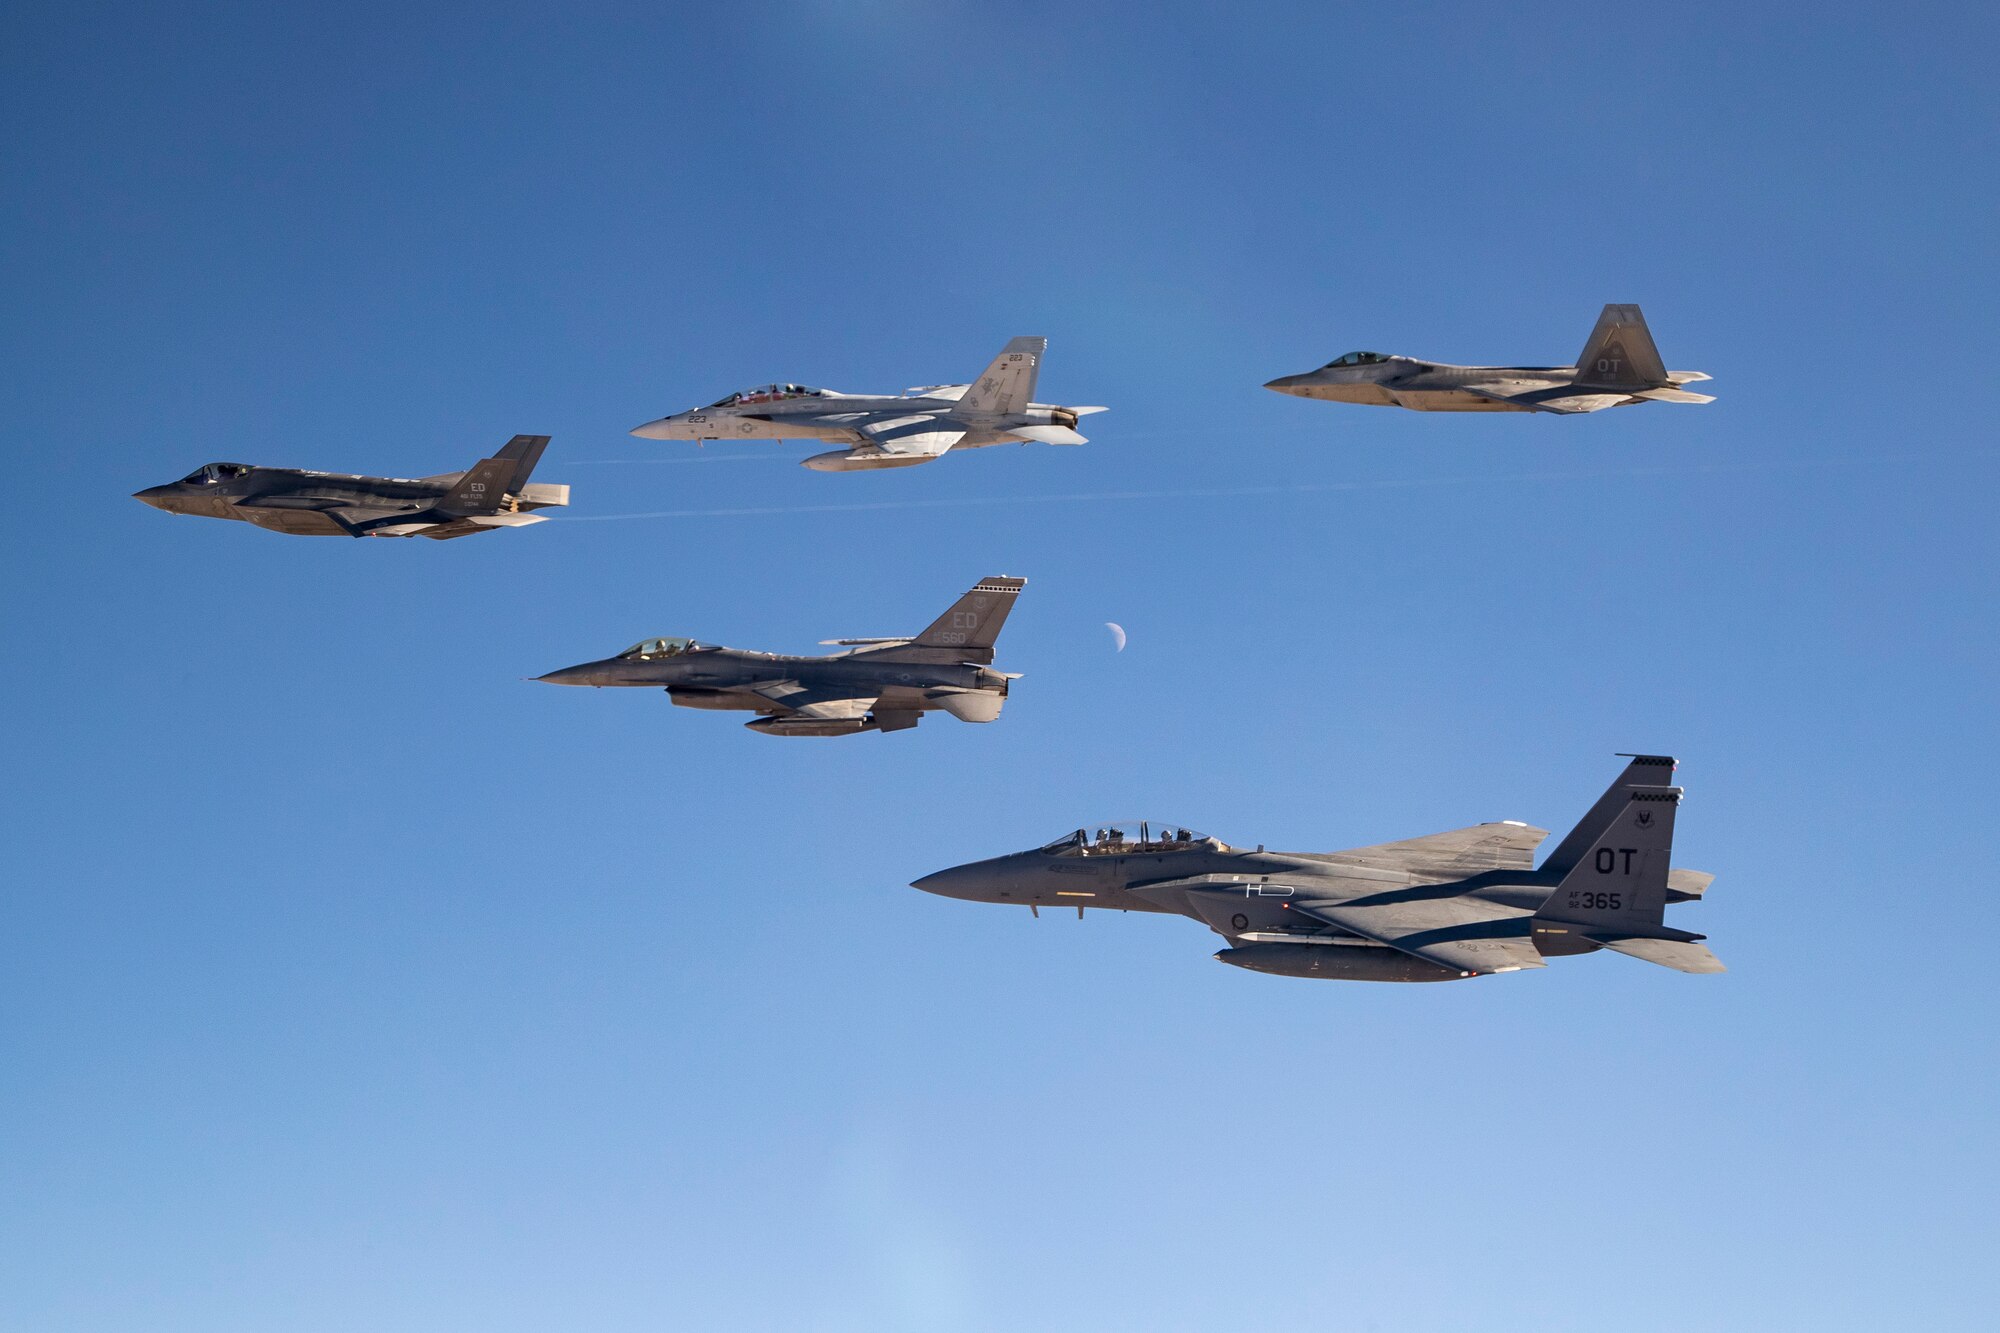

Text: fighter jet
xmin=630 ymin=337 xmax=1106 ymax=471
xmin=134 ymin=435 xmax=567 ymax=539
xmin=536 ymin=576 xmax=1027 ymax=736
xmin=1264 ymin=304 xmax=1714 ymax=414
xmin=912 ymin=755 xmax=1722 ymax=980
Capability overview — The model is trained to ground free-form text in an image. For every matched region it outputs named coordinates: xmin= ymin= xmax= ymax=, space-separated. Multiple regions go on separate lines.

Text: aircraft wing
xmin=1289 ymin=892 xmax=1544 ymax=975
xmin=233 ymin=496 xmax=430 ymax=537
xmin=1325 ymin=822 xmax=1549 ymax=877
xmin=746 ymin=680 xmax=875 ymax=718
xmin=1457 ymin=381 xmax=1633 ymax=414
xmin=853 ymin=414 xmax=966 ymax=458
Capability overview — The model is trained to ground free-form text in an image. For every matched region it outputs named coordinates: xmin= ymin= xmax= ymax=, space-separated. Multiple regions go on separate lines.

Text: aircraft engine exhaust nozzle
xmin=1214 ymin=943 xmax=1469 ymax=982
xmin=925 ymin=689 xmax=1005 ymax=724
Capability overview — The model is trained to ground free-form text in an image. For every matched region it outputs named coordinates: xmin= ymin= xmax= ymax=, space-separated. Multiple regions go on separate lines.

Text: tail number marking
xmin=1566 ymin=891 xmax=1624 ymax=911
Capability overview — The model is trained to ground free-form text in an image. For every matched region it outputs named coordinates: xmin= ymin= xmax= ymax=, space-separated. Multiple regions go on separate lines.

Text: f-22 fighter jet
xmin=134 ymin=435 xmax=567 ymax=539
xmin=913 ymin=756 xmax=1722 ymax=981
xmin=536 ymin=576 xmax=1026 ymax=736
xmin=630 ymin=337 xmax=1105 ymax=471
xmin=1264 ymin=304 xmax=1714 ymax=414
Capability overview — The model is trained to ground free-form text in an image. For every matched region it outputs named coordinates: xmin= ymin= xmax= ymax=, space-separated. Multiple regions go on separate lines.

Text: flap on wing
xmin=1459 ymin=382 xmax=1631 ymax=414
xmin=1293 ymin=895 xmax=1544 ymax=975
xmin=1328 ymin=822 xmax=1549 ymax=877
xmin=1593 ymin=935 xmax=1726 ymax=974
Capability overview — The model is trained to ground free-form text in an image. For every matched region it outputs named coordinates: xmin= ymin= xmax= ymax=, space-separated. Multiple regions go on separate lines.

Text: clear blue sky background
xmin=4 ymin=3 xmax=1996 ymax=1329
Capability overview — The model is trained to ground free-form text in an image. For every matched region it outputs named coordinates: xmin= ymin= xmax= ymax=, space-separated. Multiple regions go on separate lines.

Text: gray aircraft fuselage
xmin=1263 ymin=305 xmax=1713 ymax=414
xmin=912 ymin=756 xmax=1720 ymax=981
xmin=536 ymin=575 xmax=1027 ymax=736
xmin=134 ymin=436 xmax=566 ymax=539
xmin=540 ymin=646 xmax=1003 ymax=705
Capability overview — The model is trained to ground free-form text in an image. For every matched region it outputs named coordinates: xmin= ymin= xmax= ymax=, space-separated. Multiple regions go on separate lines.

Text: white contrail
xmin=559 ymin=458 xmax=1845 ymax=522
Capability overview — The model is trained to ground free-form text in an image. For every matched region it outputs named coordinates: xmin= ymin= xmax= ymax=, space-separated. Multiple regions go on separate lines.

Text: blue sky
xmin=4 ymin=3 xmax=1996 ymax=1328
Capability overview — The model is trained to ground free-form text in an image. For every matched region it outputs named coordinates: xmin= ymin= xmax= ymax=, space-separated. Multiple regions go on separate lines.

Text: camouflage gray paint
xmin=1265 ymin=305 xmax=1714 ymax=414
xmin=631 ymin=337 xmax=1106 ymax=470
xmin=537 ymin=576 xmax=1027 ymax=736
xmin=912 ymin=756 xmax=1722 ymax=979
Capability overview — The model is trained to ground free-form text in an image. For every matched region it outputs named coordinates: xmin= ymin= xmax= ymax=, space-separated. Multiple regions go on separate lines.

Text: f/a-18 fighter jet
xmin=1264 ymin=304 xmax=1714 ymax=414
xmin=912 ymin=755 xmax=1723 ymax=981
xmin=629 ymin=337 xmax=1105 ymax=471
xmin=133 ymin=435 xmax=566 ymax=539
xmin=536 ymin=576 xmax=1026 ymax=736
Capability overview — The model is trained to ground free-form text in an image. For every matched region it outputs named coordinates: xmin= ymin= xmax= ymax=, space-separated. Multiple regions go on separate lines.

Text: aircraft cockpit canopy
xmin=1321 ymin=351 xmax=1390 ymax=369
xmin=182 ymin=463 xmax=253 ymax=484
xmin=617 ymin=636 xmax=702 ymax=660
xmin=1040 ymin=822 xmax=1225 ymax=856
xmin=707 ymin=383 xmax=829 ymax=408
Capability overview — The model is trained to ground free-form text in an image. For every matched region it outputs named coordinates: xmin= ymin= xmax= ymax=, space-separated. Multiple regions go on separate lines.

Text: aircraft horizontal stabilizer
xmin=464 ymin=512 xmax=550 ymax=528
xmin=1633 ymin=387 xmax=1716 ymax=404
xmin=1008 ymin=425 xmax=1088 ymax=446
xmin=1594 ymin=936 xmax=1725 ymax=974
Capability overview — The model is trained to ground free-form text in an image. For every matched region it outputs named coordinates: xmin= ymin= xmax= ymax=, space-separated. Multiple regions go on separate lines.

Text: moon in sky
xmin=1105 ymin=622 xmax=1127 ymax=652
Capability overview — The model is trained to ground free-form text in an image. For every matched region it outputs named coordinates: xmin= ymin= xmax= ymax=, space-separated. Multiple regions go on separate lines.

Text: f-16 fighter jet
xmin=630 ymin=337 xmax=1106 ymax=471
xmin=536 ymin=576 xmax=1026 ymax=736
xmin=912 ymin=755 xmax=1722 ymax=980
xmin=1264 ymin=304 xmax=1713 ymax=414
xmin=134 ymin=435 xmax=566 ymax=539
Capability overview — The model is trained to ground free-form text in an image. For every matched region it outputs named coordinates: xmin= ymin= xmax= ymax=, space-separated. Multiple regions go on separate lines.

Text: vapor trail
xmin=559 ymin=457 xmax=1846 ymax=523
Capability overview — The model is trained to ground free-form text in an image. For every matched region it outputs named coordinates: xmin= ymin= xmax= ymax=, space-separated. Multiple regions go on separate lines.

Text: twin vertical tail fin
xmin=1535 ymin=786 xmax=1681 ymax=933
xmin=1539 ymin=754 xmax=1678 ymax=878
xmin=1574 ymin=304 xmax=1669 ymax=389
xmin=910 ymin=576 xmax=1027 ymax=663
xmin=440 ymin=434 xmax=551 ymax=514
xmin=958 ymin=337 xmax=1046 ymax=415
xmin=1532 ymin=782 xmax=1725 ymax=973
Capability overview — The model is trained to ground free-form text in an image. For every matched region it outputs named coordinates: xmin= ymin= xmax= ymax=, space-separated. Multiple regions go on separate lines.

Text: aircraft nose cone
xmin=132 ymin=486 xmax=170 ymax=507
xmin=534 ymin=664 xmax=600 ymax=687
xmin=629 ymin=418 xmax=673 ymax=439
xmin=1263 ymin=373 xmax=1306 ymax=393
xmin=911 ymin=864 xmax=984 ymax=899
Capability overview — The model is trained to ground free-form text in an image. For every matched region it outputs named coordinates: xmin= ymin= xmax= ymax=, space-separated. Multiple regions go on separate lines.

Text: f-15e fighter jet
xmin=630 ymin=337 xmax=1105 ymax=471
xmin=536 ymin=576 xmax=1026 ymax=736
xmin=134 ymin=435 xmax=566 ymax=539
xmin=913 ymin=755 xmax=1722 ymax=980
xmin=1264 ymin=304 xmax=1713 ymax=414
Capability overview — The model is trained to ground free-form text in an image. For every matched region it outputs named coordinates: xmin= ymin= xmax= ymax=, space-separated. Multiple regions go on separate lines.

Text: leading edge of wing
xmin=1323 ymin=822 xmax=1549 ymax=877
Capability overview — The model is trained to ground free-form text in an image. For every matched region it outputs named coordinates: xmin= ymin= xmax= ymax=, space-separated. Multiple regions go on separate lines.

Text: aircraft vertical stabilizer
xmin=959 ymin=337 xmax=1046 ymax=415
xmin=1574 ymin=304 xmax=1669 ymax=388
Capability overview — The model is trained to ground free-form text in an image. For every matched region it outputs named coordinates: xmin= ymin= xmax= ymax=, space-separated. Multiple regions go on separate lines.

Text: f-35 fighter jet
xmin=1264 ymin=304 xmax=1714 ymax=414
xmin=134 ymin=435 xmax=567 ymax=539
xmin=912 ymin=755 xmax=1722 ymax=980
xmin=630 ymin=337 xmax=1105 ymax=471
xmin=536 ymin=576 xmax=1026 ymax=736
